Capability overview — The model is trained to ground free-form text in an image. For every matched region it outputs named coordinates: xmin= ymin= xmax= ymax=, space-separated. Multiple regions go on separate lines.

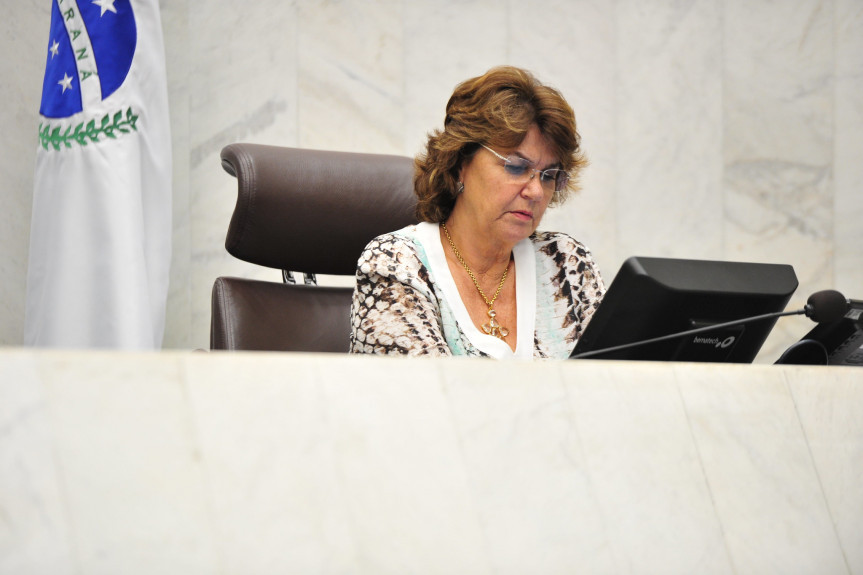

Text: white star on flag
xmin=92 ymin=0 xmax=118 ymax=16
xmin=58 ymin=73 xmax=73 ymax=93
xmin=49 ymin=40 xmax=59 ymax=58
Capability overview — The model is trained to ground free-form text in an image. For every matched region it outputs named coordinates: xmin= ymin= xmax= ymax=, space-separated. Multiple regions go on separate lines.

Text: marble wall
xmin=2 ymin=1 xmax=861 ymax=357
xmin=2 ymin=350 xmax=861 ymax=573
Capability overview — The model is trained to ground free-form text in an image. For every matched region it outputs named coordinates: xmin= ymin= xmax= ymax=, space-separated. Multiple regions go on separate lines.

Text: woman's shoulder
xmin=358 ymin=224 xmax=428 ymax=277
xmin=361 ymin=225 xmax=421 ymax=255
xmin=531 ymin=230 xmax=595 ymax=260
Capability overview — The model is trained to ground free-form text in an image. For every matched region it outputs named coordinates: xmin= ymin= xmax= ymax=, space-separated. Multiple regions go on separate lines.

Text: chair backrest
xmin=211 ymin=143 xmax=418 ymax=352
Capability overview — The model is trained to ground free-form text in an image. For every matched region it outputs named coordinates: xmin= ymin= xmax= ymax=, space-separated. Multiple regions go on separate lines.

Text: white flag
xmin=25 ymin=0 xmax=172 ymax=349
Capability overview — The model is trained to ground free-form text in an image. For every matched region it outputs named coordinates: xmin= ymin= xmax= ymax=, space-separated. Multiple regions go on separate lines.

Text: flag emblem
xmin=39 ymin=0 xmax=138 ymax=150
xmin=27 ymin=0 xmax=172 ymax=350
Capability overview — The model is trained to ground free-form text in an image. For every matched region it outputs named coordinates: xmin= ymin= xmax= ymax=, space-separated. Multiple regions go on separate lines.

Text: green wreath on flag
xmin=38 ymin=107 xmax=138 ymax=151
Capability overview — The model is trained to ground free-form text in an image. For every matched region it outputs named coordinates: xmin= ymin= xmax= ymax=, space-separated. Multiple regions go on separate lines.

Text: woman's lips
xmin=510 ymin=210 xmax=533 ymax=221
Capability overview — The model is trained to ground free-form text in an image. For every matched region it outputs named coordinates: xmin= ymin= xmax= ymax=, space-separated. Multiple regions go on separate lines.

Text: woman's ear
xmin=457 ymin=154 xmax=473 ymax=189
xmin=455 ymin=144 xmax=479 ymax=192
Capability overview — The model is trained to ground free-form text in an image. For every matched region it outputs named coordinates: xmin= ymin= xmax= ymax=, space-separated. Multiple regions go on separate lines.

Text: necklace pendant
xmin=482 ymin=308 xmax=510 ymax=339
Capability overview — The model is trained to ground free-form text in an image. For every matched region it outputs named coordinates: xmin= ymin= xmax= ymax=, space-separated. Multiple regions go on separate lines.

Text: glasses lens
xmin=537 ymin=169 xmax=568 ymax=193
xmin=554 ymin=170 xmax=569 ymax=192
xmin=503 ymin=156 xmax=531 ymax=177
xmin=539 ymin=169 xmax=557 ymax=189
xmin=494 ymin=147 xmax=569 ymax=193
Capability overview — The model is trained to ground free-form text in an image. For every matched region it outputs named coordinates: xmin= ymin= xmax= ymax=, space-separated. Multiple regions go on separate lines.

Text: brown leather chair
xmin=211 ymin=144 xmax=418 ymax=352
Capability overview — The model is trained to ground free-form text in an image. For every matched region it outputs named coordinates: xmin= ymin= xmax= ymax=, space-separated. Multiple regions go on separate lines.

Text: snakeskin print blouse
xmin=349 ymin=222 xmax=605 ymax=359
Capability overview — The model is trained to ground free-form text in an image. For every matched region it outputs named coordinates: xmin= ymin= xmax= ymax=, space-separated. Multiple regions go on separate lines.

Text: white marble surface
xmin=833 ymin=0 xmax=863 ymax=299
xmin=678 ymin=365 xmax=849 ymax=574
xmin=1 ymin=1 xmax=862 ymax=358
xmin=1 ymin=349 xmax=861 ymax=574
xmin=787 ymin=368 xmax=863 ymax=574
xmin=616 ymin=0 xmax=725 ymax=263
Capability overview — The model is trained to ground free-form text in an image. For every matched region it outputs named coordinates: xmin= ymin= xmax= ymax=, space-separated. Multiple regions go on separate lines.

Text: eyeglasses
xmin=480 ymin=144 xmax=570 ymax=193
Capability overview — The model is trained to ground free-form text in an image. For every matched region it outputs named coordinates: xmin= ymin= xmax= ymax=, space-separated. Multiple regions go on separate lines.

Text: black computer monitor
xmin=570 ymin=256 xmax=799 ymax=363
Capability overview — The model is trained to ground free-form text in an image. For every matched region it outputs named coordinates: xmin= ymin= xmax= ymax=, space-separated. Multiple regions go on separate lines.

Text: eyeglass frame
xmin=479 ymin=144 xmax=570 ymax=193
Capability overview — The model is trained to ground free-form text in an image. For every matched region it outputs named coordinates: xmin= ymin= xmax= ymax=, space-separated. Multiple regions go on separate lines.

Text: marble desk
xmin=1 ymin=349 xmax=860 ymax=574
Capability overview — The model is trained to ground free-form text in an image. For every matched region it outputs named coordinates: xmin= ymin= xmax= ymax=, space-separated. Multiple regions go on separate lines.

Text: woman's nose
xmin=522 ymin=173 xmax=545 ymax=198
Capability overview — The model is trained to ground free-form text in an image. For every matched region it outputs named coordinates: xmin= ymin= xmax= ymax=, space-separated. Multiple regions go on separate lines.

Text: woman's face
xmin=455 ymin=124 xmax=557 ymax=249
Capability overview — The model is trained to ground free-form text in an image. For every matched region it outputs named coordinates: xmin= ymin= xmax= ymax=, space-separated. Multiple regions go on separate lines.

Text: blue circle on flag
xmin=40 ymin=0 xmax=137 ymax=119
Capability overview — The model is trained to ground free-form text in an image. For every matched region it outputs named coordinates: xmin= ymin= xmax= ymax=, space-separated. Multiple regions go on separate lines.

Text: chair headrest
xmin=220 ymin=143 xmax=419 ymax=275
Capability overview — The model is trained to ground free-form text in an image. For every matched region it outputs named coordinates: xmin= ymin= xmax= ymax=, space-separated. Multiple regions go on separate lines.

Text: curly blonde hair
xmin=414 ymin=66 xmax=587 ymax=223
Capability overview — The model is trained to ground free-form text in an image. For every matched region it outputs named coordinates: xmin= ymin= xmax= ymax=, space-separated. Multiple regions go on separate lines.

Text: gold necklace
xmin=441 ymin=222 xmax=510 ymax=339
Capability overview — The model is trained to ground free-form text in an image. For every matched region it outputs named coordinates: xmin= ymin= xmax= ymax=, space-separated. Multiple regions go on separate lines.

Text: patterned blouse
xmin=349 ymin=222 xmax=605 ymax=359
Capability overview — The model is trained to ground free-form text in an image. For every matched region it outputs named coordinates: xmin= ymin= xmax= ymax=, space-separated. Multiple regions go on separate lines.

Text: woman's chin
xmin=495 ymin=220 xmax=537 ymax=245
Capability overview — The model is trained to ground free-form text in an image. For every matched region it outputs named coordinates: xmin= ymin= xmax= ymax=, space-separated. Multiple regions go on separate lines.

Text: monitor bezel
xmin=570 ymin=256 xmax=799 ymax=363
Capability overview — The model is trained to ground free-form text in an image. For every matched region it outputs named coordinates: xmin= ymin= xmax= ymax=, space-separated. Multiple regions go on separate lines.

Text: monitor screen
xmin=570 ymin=256 xmax=799 ymax=363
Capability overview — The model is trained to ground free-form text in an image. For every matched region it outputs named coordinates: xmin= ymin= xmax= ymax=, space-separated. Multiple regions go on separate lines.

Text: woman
xmin=350 ymin=66 xmax=605 ymax=358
